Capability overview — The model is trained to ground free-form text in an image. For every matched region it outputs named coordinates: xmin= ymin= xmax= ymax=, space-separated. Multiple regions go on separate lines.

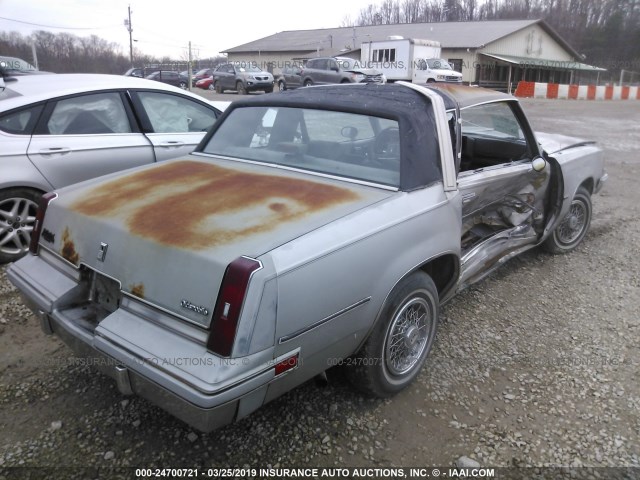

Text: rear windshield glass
xmin=202 ymin=106 xmax=401 ymax=187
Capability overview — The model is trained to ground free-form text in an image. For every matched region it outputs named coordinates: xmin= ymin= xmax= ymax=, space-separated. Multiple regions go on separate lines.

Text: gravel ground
xmin=1 ymin=97 xmax=639 ymax=476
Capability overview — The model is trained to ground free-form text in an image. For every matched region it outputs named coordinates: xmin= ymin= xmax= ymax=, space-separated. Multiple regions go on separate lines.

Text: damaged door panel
xmin=456 ymin=100 xmax=551 ymax=287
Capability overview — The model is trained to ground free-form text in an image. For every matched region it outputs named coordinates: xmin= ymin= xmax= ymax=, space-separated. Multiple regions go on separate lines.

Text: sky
xmin=0 ymin=0 xmax=377 ymax=59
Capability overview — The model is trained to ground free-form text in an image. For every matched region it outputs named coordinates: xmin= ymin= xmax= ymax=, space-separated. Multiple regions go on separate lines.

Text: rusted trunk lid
xmin=40 ymin=158 xmax=392 ymax=327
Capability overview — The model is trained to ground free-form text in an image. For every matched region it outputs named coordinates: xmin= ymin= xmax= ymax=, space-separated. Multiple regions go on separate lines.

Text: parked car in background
xmin=8 ymin=83 xmax=605 ymax=432
xmin=301 ymin=57 xmax=385 ymax=86
xmin=124 ymin=67 xmax=159 ymax=78
xmin=192 ymin=68 xmax=215 ymax=86
xmin=146 ymin=70 xmax=188 ymax=89
xmin=0 ymin=74 xmax=225 ymax=263
xmin=195 ymin=76 xmax=214 ymax=90
xmin=417 ymin=58 xmax=463 ymax=83
xmin=276 ymin=65 xmax=303 ymax=91
xmin=211 ymin=63 xmax=274 ymax=94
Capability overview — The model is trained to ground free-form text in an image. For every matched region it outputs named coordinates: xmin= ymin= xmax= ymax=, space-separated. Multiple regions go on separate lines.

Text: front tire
xmin=236 ymin=81 xmax=247 ymax=95
xmin=0 ymin=188 xmax=42 ymax=264
xmin=345 ymin=271 xmax=439 ymax=397
xmin=214 ymin=81 xmax=224 ymax=94
xmin=543 ymin=186 xmax=592 ymax=254
xmin=178 ymin=81 xmax=187 ymax=89
xmin=278 ymin=81 xmax=286 ymax=91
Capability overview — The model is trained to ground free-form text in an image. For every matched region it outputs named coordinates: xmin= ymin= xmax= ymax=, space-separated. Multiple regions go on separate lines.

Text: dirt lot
xmin=1 ymin=96 xmax=639 ymax=475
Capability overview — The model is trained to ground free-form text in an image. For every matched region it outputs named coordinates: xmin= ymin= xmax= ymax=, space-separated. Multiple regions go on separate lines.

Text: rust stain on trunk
xmin=129 ymin=284 xmax=145 ymax=299
xmin=72 ymin=161 xmax=360 ymax=250
xmin=61 ymin=227 xmax=79 ymax=264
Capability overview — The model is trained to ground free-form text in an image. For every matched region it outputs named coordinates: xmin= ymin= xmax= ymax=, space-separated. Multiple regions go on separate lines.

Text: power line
xmin=0 ymin=15 xmax=118 ymax=30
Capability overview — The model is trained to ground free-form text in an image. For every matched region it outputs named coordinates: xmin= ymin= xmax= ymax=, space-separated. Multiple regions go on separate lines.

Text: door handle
xmin=462 ymin=192 xmax=476 ymax=204
xmin=39 ymin=147 xmax=71 ymax=155
xmin=158 ymin=141 xmax=185 ymax=148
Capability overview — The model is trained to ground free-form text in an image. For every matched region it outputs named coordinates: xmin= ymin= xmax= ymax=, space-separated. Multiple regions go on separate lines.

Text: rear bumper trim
xmin=37 ymin=310 xmax=54 ymax=335
xmin=48 ymin=308 xmax=268 ymax=431
xmin=114 ymin=365 xmax=134 ymax=395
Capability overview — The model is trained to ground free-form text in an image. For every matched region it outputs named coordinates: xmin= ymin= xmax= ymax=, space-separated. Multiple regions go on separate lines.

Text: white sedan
xmin=0 ymin=74 xmax=226 ymax=263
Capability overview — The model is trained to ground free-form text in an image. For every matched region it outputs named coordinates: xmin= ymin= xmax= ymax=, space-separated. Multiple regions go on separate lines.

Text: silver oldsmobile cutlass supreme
xmin=8 ymin=83 xmax=606 ymax=431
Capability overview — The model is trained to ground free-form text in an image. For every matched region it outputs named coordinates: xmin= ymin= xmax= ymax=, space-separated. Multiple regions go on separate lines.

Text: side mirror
xmin=532 ymin=156 xmax=547 ymax=172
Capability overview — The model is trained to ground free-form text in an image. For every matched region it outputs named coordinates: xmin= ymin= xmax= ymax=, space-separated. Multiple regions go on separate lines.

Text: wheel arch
xmin=1 ymin=182 xmax=50 ymax=196
xmin=356 ymin=252 xmax=459 ymax=353
xmin=579 ymin=177 xmax=595 ymax=195
xmin=418 ymin=253 xmax=459 ymax=302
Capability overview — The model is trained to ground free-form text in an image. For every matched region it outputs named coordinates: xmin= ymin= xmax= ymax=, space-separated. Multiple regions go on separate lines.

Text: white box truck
xmin=360 ymin=37 xmax=463 ymax=84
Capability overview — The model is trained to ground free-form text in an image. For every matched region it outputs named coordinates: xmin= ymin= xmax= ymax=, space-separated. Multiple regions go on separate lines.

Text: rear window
xmin=202 ymin=106 xmax=401 ymax=187
xmin=0 ymin=104 xmax=43 ymax=134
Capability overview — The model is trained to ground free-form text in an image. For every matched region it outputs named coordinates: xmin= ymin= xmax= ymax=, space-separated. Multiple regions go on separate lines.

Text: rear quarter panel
xmin=262 ymin=183 xmax=461 ymax=401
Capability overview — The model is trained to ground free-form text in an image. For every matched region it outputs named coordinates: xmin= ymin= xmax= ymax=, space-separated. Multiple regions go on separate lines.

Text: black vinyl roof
xmin=231 ymin=83 xmax=426 ymax=117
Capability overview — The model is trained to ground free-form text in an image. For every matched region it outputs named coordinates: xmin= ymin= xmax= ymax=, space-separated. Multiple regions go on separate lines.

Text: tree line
xmin=344 ymin=0 xmax=640 ymax=73
xmin=0 ymin=30 xmax=224 ymax=74
xmin=2 ymin=1 xmax=638 ymax=76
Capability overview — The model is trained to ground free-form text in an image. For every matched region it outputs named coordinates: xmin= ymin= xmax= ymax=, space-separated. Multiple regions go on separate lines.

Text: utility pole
xmin=124 ymin=6 xmax=133 ymax=67
xmin=188 ymin=41 xmax=193 ymax=91
xmin=31 ymin=43 xmax=39 ymax=70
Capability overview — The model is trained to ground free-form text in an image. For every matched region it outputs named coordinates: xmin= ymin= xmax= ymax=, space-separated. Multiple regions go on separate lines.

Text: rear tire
xmin=0 ymin=188 xmax=42 ymax=264
xmin=178 ymin=81 xmax=187 ymax=89
xmin=304 ymin=79 xmax=313 ymax=87
xmin=345 ymin=271 xmax=439 ymax=397
xmin=543 ymin=186 xmax=592 ymax=254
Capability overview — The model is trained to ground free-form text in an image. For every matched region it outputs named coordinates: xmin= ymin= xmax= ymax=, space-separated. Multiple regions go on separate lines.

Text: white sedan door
xmin=132 ymin=91 xmax=219 ymax=161
xmin=27 ymin=91 xmax=154 ymax=189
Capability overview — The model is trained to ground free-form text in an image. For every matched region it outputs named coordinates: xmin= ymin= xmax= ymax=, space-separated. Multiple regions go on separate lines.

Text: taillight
xmin=207 ymin=256 xmax=262 ymax=357
xmin=29 ymin=192 xmax=57 ymax=255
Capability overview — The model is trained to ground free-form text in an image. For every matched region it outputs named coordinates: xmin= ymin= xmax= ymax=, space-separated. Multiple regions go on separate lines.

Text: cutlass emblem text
xmin=180 ymin=299 xmax=210 ymax=316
